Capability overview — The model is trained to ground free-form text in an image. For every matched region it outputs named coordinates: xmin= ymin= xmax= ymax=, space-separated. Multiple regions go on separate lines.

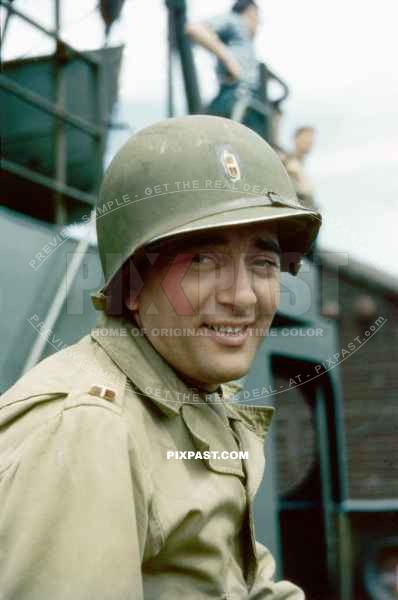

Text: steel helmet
xmin=94 ymin=115 xmax=321 ymax=303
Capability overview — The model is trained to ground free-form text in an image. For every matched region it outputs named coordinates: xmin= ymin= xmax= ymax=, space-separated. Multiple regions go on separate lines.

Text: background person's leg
xmin=243 ymin=108 xmax=266 ymax=138
xmin=206 ymin=84 xmax=238 ymax=119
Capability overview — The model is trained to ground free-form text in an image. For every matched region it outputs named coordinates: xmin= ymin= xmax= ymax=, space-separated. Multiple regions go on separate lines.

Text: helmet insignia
xmin=222 ymin=149 xmax=241 ymax=182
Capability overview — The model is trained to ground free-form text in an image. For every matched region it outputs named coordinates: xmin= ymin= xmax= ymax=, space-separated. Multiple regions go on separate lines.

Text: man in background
xmin=285 ymin=126 xmax=317 ymax=209
xmin=270 ymin=101 xmax=287 ymax=158
xmin=186 ymin=0 xmax=266 ymax=136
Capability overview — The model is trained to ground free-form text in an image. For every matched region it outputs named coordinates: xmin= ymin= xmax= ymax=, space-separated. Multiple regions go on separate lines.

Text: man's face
xmin=127 ymin=223 xmax=281 ymax=391
xmin=295 ymin=129 xmax=315 ymax=156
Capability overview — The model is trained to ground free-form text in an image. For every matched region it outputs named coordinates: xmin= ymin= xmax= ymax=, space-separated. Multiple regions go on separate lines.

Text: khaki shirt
xmin=0 ymin=311 xmax=304 ymax=599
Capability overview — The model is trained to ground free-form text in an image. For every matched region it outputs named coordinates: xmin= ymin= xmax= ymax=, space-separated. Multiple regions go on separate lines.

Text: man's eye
xmin=191 ymin=254 xmax=214 ymax=265
xmin=252 ymin=257 xmax=280 ymax=270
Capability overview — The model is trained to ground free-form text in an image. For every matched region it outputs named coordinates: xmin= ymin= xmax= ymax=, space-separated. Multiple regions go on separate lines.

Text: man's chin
xmin=202 ymin=364 xmax=251 ymax=387
xmin=176 ymin=357 xmax=253 ymax=391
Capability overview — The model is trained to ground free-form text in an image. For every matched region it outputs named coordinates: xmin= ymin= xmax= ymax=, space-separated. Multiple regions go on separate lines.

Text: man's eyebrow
xmin=150 ymin=233 xmax=282 ymax=255
xmin=183 ymin=235 xmax=282 ymax=254
xmin=252 ymin=237 xmax=282 ymax=256
xmin=182 ymin=233 xmax=228 ymax=248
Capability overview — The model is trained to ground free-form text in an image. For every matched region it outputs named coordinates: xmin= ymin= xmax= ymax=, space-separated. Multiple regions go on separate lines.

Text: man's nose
xmin=216 ymin=258 xmax=257 ymax=312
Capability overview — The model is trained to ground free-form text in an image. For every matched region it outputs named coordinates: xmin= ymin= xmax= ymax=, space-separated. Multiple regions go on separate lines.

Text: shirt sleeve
xmin=0 ymin=400 xmax=147 ymax=600
xmin=205 ymin=12 xmax=236 ymax=42
xmin=249 ymin=541 xmax=305 ymax=599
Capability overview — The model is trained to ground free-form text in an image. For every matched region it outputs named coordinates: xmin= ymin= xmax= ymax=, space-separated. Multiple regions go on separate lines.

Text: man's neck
xmin=173 ymin=370 xmax=219 ymax=394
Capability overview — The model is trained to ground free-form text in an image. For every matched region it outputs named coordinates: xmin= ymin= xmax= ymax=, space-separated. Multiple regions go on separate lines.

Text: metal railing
xmin=230 ymin=64 xmax=289 ymax=142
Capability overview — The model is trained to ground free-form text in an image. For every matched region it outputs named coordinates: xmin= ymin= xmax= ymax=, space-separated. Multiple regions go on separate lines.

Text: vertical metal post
xmin=167 ymin=9 xmax=175 ymax=118
xmin=0 ymin=4 xmax=13 ymax=51
xmin=338 ymin=511 xmax=354 ymax=600
xmin=328 ymin=366 xmax=350 ymax=503
xmin=258 ymin=63 xmax=272 ymax=142
xmin=315 ymin=387 xmax=338 ymax=593
xmin=54 ymin=0 xmax=67 ymax=224
xmin=165 ymin=0 xmax=201 ymax=114
xmin=94 ymin=57 xmax=105 ymax=194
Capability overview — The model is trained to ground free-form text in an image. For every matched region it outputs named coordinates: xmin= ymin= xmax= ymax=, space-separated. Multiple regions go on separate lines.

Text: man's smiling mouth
xmin=204 ymin=324 xmax=246 ymax=335
xmin=201 ymin=321 xmax=255 ymax=339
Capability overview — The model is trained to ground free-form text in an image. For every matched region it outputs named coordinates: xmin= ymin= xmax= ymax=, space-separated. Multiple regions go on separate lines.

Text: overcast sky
xmin=2 ymin=0 xmax=397 ymax=278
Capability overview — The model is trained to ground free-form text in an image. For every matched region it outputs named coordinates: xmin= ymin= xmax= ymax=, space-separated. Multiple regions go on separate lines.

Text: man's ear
xmin=125 ymin=290 xmax=140 ymax=312
xmin=124 ymin=289 xmax=144 ymax=329
xmin=122 ymin=257 xmax=146 ymax=312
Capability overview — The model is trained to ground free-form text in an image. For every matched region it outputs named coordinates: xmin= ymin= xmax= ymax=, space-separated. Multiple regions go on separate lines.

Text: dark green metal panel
xmin=278 ymin=258 xmax=320 ymax=322
xmin=243 ymin=263 xmax=348 ymax=595
xmin=0 ymin=208 xmax=101 ymax=393
xmin=0 ymin=46 xmax=123 ymax=197
xmin=247 ymin=341 xmax=283 ymax=576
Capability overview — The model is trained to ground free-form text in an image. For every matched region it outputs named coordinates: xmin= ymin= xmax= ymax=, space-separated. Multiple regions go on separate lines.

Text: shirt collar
xmin=91 ymin=312 xmax=212 ymax=417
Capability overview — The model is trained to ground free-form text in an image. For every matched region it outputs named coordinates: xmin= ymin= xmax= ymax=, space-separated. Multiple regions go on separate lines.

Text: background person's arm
xmin=185 ymin=20 xmax=241 ymax=81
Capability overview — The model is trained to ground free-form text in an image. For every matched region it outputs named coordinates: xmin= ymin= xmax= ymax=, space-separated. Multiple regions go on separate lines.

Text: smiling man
xmin=124 ymin=224 xmax=281 ymax=390
xmin=0 ymin=116 xmax=321 ymax=599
